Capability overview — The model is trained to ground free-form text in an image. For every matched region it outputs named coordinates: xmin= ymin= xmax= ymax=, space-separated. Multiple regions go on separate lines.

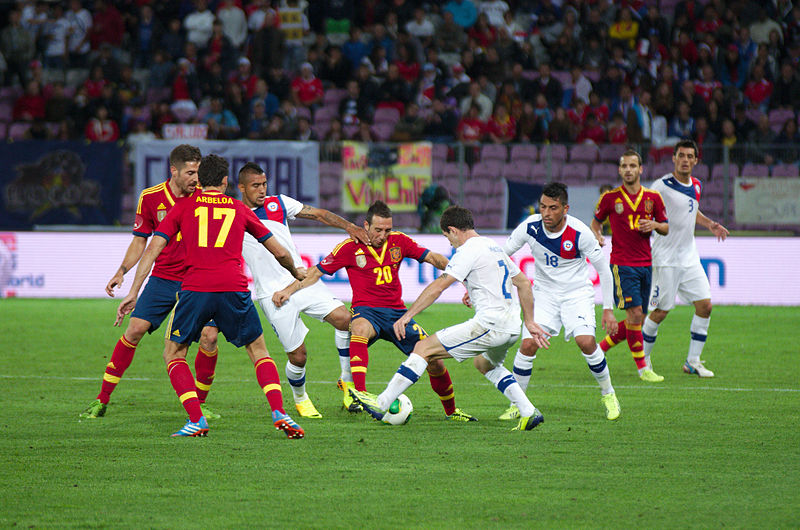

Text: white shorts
xmin=257 ymin=282 xmax=345 ymax=352
xmin=648 ymin=262 xmax=711 ymax=312
xmin=435 ymin=318 xmax=520 ymax=366
xmin=522 ymin=288 xmax=596 ymax=342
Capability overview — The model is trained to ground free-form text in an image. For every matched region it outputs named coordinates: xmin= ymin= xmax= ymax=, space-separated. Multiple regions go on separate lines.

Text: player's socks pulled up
xmin=349 ymin=335 xmax=369 ymax=391
xmin=584 ymin=346 xmax=614 ymax=395
xmin=512 ymin=350 xmax=534 ymax=392
xmin=377 ymin=353 xmax=427 ymax=411
xmin=642 ymin=317 xmax=659 ymax=364
xmin=97 ymin=335 xmax=136 ymax=404
xmin=599 ymin=321 xmax=627 ymax=353
xmin=285 ymin=361 xmax=307 ymax=402
xmin=428 ymin=367 xmax=456 ymax=416
xmin=625 ymin=322 xmax=648 ymax=370
xmin=255 ymin=357 xmax=284 ymax=414
xmin=194 ymin=345 xmax=218 ymax=403
xmin=335 ymin=329 xmax=353 ymax=382
xmin=688 ymin=314 xmax=710 ymax=363
xmin=166 ymin=358 xmax=203 ymax=423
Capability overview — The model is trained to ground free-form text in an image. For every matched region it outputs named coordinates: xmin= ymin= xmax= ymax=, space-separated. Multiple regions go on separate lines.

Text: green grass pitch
xmin=1 ymin=299 xmax=798 ymax=528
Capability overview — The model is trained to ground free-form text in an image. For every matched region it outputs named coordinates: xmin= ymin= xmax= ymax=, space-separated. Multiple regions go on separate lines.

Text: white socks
xmin=584 ymin=345 xmax=614 ymax=395
xmin=285 ymin=361 xmax=306 ymax=402
xmin=377 ymin=353 xmax=428 ymax=411
xmin=688 ymin=315 xmax=710 ymax=362
xmin=485 ymin=364 xmax=535 ymax=417
xmin=511 ymin=349 xmax=535 ymax=392
xmin=335 ymin=328 xmax=352 ymax=382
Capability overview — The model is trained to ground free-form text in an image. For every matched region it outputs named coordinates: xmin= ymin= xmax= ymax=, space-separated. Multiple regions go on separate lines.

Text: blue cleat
xmin=348 ymin=388 xmax=387 ymax=422
xmin=512 ymin=409 xmax=544 ymax=431
xmin=171 ymin=416 xmax=209 ymax=437
xmin=272 ymin=411 xmax=305 ymax=439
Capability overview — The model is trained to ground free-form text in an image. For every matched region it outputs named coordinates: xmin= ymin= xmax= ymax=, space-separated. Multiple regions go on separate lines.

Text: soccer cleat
xmin=272 ymin=411 xmax=305 ymax=439
xmin=512 ymin=409 xmax=544 ymax=431
xmin=601 ymin=392 xmax=621 ymax=421
xmin=446 ymin=408 xmax=478 ymax=422
xmin=200 ymin=403 xmax=221 ymax=420
xmin=337 ymin=379 xmax=363 ymax=413
xmin=79 ymin=399 xmax=107 ymax=419
xmin=683 ymin=360 xmax=714 ymax=378
xmin=498 ymin=404 xmax=520 ymax=421
xmin=295 ymin=397 xmax=323 ymax=418
xmin=639 ymin=368 xmax=665 ymax=382
xmin=348 ymin=388 xmax=386 ymax=422
xmin=171 ymin=416 xmax=209 ymax=437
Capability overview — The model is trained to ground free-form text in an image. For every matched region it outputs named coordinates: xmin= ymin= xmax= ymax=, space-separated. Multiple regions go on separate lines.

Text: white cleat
xmin=683 ymin=359 xmax=714 ymax=378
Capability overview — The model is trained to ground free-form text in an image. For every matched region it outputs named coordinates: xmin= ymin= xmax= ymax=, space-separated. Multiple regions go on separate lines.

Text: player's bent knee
xmin=350 ymin=318 xmax=375 ymax=338
xmin=695 ymin=299 xmax=712 ymax=318
xmin=325 ymin=307 xmax=351 ymax=331
xmin=519 ymin=338 xmax=539 ymax=357
xmin=287 ymin=344 xmax=307 ymax=366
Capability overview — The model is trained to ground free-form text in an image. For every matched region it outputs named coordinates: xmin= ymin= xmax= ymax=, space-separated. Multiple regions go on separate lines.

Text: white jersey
xmin=241 ymin=194 xmax=305 ymax=299
xmin=504 ymin=214 xmax=614 ymax=309
xmin=444 ymin=236 xmax=522 ymax=333
xmin=650 ymin=174 xmax=702 ymax=267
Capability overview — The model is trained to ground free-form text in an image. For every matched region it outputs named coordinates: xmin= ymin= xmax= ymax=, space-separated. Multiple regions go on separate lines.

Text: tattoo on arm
xmin=295 ymin=204 xmax=319 ymax=221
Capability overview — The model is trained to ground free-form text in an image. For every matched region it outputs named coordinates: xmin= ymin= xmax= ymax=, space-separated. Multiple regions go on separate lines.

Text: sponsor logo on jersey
xmin=614 ymin=200 xmax=624 ymax=214
xmin=563 ymin=240 xmax=573 ymax=251
xmin=644 ymin=198 xmax=654 ymax=213
xmin=390 ymin=246 xmax=402 ymax=262
xmin=356 ymin=255 xmax=367 ymax=268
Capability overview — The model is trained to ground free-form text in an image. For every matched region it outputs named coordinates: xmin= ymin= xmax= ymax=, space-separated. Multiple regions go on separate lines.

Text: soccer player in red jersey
xmin=274 ymin=200 xmax=478 ymax=422
xmin=591 ymin=149 xmax=669 ymax=382
xmin=80 ymin=145 xmax=221 ymax=420
xmin=116 ymin=154 xmax=306 ymax=438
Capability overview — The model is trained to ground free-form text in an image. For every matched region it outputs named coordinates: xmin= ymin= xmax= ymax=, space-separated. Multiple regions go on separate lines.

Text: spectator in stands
xmin=13 ymin=80 xmax=45 ymax=121
xmin=717 ymin=43 xmax=747 ymax=90
xmin=772 ymin=61 xmax=800 ymax=109
xmin=246 ymin=100 xmax=270 ymax=139
xmin=132 ymin=5 xmax=162 ymax=68
xmin=45 ymin=81 xmax=71 ymax=123
xmin=459 ymin=80 xmax=492 ymax=121
xmin=83 ymin=65 xmax=108 ymax=100
xmin=250 ymin=78 xmax=279 ymax=118
xmin=576 ymin=112 xmax=606 ymax=144
xmin=42 ymin=3 xmax=68 ymax=72
xmin=436 ymin=10 xmax=467 ymax=61
xmin=277 ymin=99 xmax=299 ymax=137
xmin=775 ymin=118 xmax=800 ymax=163
xmin=226 ymin=82 xmax=249 ymax=132
xmin=444 ymin=0 xmax=478 ymax=30
xmin=669 ymin=101 xmax=695 ymax=139
xmin=116 ymin=65 xmax=142 ymax=107
xmin=570 ymin=65 xmax=593 ymax=105
xmin=184 ymin=0 xmax=215 ymax=49
xmin=200 ymin=61 xmax=226 ymax=100
xmin=548 ymin=106 xmax=574 ymax=143
xmin=1 ymin=9 xmax=35 ymax=88
xmin=378 ymin=63 xmax=411 ymax=113
xmin=609 ymin=7 xmax=639 ymax=50
xmin=532 ymin=93 xmax=553 ymax=132
xmin=467 ymin=12 xmax=496 ymax=50
xmin=342 ymin=27 xmax=369 ymax=70
xmin=351 ymin=119 xmax=376 ymax=141
xmin=324 ymin=117 xmax=345 ymax=142
xmin=85 ymin=105 xmax=119 ymax=142
xmin=201 ymin=20 xmax=235 ymax=75
xmin=228 ymin=57 xmax=257 ymax=100
xmin=264 ymin=112 xmax=288 ymax=139
xmin=515 ymin=100 xmax=546 ymax=143
xmin=639 ymin=5 xmax=669 ymax=44
xmin=405 ymin=7 xmax=435 ymax=47
xmin=486 ymin=102 xmax=516 ymax=144
xmin=89 ymin=42 xmax=121 ymax=83
xmin=172 ymin=57 xmax=200 ymax=104
xmin=719 ymin=118 xmax=738 ymax=148
xmin=587 ymin=91 xmax=609 ymax=124
xmin=627 ymin=89 xmax=654 ymax=145
xmin=370 ymin=24 xmax=396 ymax=64
xmin=217 ymin=0 xmax=247 ymax=50
xmin=608 ymin=111 xmax=628 ymax=144
xmin=89 ymin=0 xmax=122 ymax=50
xmin=205 ymin=97 xmax=240 ymax=139
xmin=319 ymin=45 xmax=351 ymax=89
xmin=394 ymin=43 xmax=420 ymax=84
xmin=161 ymin=19 xmax=185 ymax=61
xmin=65 ymin=0 xmax=92 ymax=68
xmin=291 ymin=62 xmax=324 ymax=111
xmin=532 ymin=63 xmax=563 ymax=109
xmin=294 ymin=116 xmax=318 ymax=141
xmin=23 ymin=118 xmax=51 ymax=140
xmin=746 ymin=114 xmax=777 ymax=165
xmin=391 ymin=101 xmax=425 ymax=141
xmin=456 ymin=103 xmax=484 ymax=144
xmin=251 ymin=8 xmax=283 ymax=78
xmin=750 ymin=8 xmax=782 ymax=46
xmin=424 ymin=97 xmax=458 ymax=142
xmin=744 ymin=64 xmax=774 ymax=113
xmin=692 ymin=116 xmax=717 ymax=162
xmin=694 ymin=64 xmax=721 ymax=104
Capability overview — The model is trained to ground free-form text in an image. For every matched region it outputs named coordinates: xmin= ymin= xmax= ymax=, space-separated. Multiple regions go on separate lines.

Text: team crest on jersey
xmin=644 ymin=198 xmax=654 ymax=213
xmin=614 ymin=200 xmax=624 ymax=214
xmin=356 ymin=255 xmax=367 ymax=268
xmin=157 ymin=210 xmax=167 ymax=221
xmin=267 ymin=202 xmax=279 ymax=212
xmin=390 ymin=246 xmax=402 ymax=262
xmin=563 ymin=240 xmax=573 ymax=251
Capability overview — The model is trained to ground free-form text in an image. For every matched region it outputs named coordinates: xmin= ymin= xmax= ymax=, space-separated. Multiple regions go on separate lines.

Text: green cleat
xmin=295 ymin=397 xmax=323 ymax=418
xmin=348 ymin=388 xmax=386 ymax=421
xmin=498 ymin=404 xmax=520 ymax=420
xmin=512 ymin=409 xmax=544 ymax=431
xmin=446 ymin=408 xmax=478 ymax=422
xmin=79 ymin=399 xmax=107 ymax=419
xmin=601 ymin=392 xmax=621 ymax=421
xmin=200 ymin=404 xmax=221 ymax=420
xmin=337 ymin=379 xmax=363 ymax=413
xmin=639 ymin=368 xmax=665 ymax=382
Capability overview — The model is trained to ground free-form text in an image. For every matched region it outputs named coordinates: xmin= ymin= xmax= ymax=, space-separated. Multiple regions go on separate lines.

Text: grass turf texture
xmin=1 ymin=299 xmax=798 ymax=528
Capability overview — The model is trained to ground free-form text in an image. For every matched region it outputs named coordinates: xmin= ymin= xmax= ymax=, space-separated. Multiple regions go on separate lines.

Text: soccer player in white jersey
xmin=349 ymin=205 xmax=552 ymax=431
xmin=237 ymin=163 xmax=370 ymax=417
xmin=643 ymin=140 xmax=729 ymax=377
xmin=499 ymin=182 xmax=621 ymax=421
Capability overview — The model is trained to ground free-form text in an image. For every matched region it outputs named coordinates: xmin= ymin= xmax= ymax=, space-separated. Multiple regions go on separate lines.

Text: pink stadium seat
xmin=502 ymin=162 xmax=530 ymax=181
xmin=470 ymin=160 xmax=503 ymax=179
xmin=343 ymin=124 xmax=359 ymax=138
xmin=531 ymin=161 xmax=562 ymax=181
xmin=0 ymin=101 xmax=13 ymax=121
xmin=295 ymin=106 xmax=312 ymax=121
xmin=599 ymin=144 xmax=625 ymax=162
xmin=745 ymin=108 xmax=764 ymax=124
xmin=590 ymin=163 xmax=618 ymax=181
xmin=740 ymin=163 xmax=769 ymax=177
xmin=540 ymin=144 xmax=568 ymax=162
xmin=0 ymin=122 xmax=6 ymax=140
xmin=373 ymin=107 xmax=400 ymax=125
xmin=509 ymin=143 xmax=538 ymax=163
xmin=768 ymin=109 xmax=794 ymax=129
xmin=771 ymin=163 xmax=799 ymax=177
xmin=560 ymin=162 xmax=590 ymax=184
xmin=312 ymin=122 xmax=330 ymax=138
xmin=432 ymin=143 xmax=449 ymax=163
xmin=692 ymin=163 xmax=709 ymax=180
xmin=8 ymin=122 xmax=31 ymax=140
xmin=704 ymin=179 xmax=724 ymax=197
xmin=651 ymin=162 xmax=674 ymax=178
xmin=371 ymin=122 xmax=393 ymax=141
xmin=314 ymin=105 xmax=338 ymax=124
xmin=711 ymin=163 xmax=738 ymax=181
xmin=569 ymin=143 xmax=600 ymax=162
xmin=480 ymin=143 xmax=508 ymax=162
xmin=323 ymin=88 xmax=347 ymax=107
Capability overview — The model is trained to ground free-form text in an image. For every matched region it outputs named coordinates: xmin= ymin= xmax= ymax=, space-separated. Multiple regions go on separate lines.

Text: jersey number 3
xmin=194 ymin=206 xmax=235 ymax=247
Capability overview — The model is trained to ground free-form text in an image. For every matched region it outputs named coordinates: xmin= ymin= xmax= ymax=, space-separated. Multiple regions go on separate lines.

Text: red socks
xmin=167 ymin=358 xmax=203 ymax=422
xmin=194 ymin=346 xmax=218 ymax=403
xmin=255 ymin=357 xmax=284 ymax=414
xmin=349 ymin=335 xmax=369 ymax=391
xmin=428 ymin=367 xmax=456 ymax=416
xmin=97 ymin=336 xmax=137 ymax=404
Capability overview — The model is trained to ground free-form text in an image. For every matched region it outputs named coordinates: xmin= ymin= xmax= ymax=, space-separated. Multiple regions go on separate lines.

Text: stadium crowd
xmin=1 ymin=0 xmax=800 ymax=158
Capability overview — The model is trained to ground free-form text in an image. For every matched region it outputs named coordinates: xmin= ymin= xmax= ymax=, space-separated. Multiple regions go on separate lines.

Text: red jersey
xmin=155 ymin=190 xmax=272 ymax=292
xmin=594 ymin=185 xmax=668 ymax=267
xmin=317 ymin=232 xmax=430 ymax=309
xmin=291 ymin=76 xmax=324 ymax=105
xmin=133 ymin=181 xmax=195 ymax=282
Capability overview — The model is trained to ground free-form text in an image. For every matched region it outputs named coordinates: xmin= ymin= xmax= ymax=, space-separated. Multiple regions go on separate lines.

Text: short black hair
xmin=620 ymin=149 xmax=642 ymax=166
xmin=541 ymin=182 xmax=568 ymax=205
xmin=440 ymin=205 xmax=474 ymax=232
xmin=366 ymin=200 xmax=392 ymax=224
xmin=673 ymin=139 xmax=699 ymax=157
xmin=198 ymin=154 xmax=229 ymax=187
xmin=238 ymin=162 xmax=265 ymax=184
xmin=169 ymin=144 xmax=202 ymax=170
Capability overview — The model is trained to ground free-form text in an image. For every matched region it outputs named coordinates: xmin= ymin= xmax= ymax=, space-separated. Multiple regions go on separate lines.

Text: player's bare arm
xmin=638 ymin=218 xmax=668 ymax=235
xmin=696 ymin=210 xmax=729 ymax=241
xmin=115 ymin=235 xmax=168 ymax=326
xmin=590 ymin=218 xmax=606 ymax=246
xmin=588 ymin=252 xmax=618 ymax=335
xmin=106 ymin=236 xmax=147 ymax=297
xmin=296 ymin=204 xmax=370 ymax=245
xmin=423 ymin=251 xmax=449 ymax=270
xmin=511 ymin=271 xmax=551 ymax=349
xmin=393 ymin=273 xmax=457 ymax=340
xmin=263 ymin=237 xmax=305 ymax=280
xmin=272 ymin=266 xmax=323 ymax=307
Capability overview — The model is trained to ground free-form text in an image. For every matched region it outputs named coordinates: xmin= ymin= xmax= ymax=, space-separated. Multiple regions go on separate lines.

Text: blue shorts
xmin=131 ymin=276 xmax=181 ymax=333
xmin=167 ymin=291 xmax=262 ymax=348
xmin=352 ymin=306 xmax=428 ymax=355
xmin=612 ymin=265 xmax=652 ymax=314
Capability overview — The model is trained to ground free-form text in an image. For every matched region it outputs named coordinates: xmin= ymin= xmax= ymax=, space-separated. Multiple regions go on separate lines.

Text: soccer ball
xmin=382 ymin=394 xmax=413 ymax=425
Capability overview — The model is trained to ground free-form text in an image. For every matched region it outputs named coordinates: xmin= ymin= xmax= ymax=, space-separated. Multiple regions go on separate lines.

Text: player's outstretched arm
xmin=106 ymin=236 xmax=147 ymax=297
xmin=586 ymin=251 xmax=618 ymax=335
xmin=696 ymin=210 xmax=729 ymax=241
xmin=262 ymin=237 xmax=304 ymax=280
xmin=423 ymin=251 xmax=449 ymax=270
xmin=590 ymin=218 xmax=606 ymax=247
xmin=115 ymin=235 xmax=167 ymax=326
xmin=296 ymin=205 xmax=370 ymax=245
xmin=272 ymin=266 xmax=323 ymax=307
xmin=393 ymin=273 xmax=457 ymax=340
xmin=511 ymin=272 xmax=550 ymax=349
